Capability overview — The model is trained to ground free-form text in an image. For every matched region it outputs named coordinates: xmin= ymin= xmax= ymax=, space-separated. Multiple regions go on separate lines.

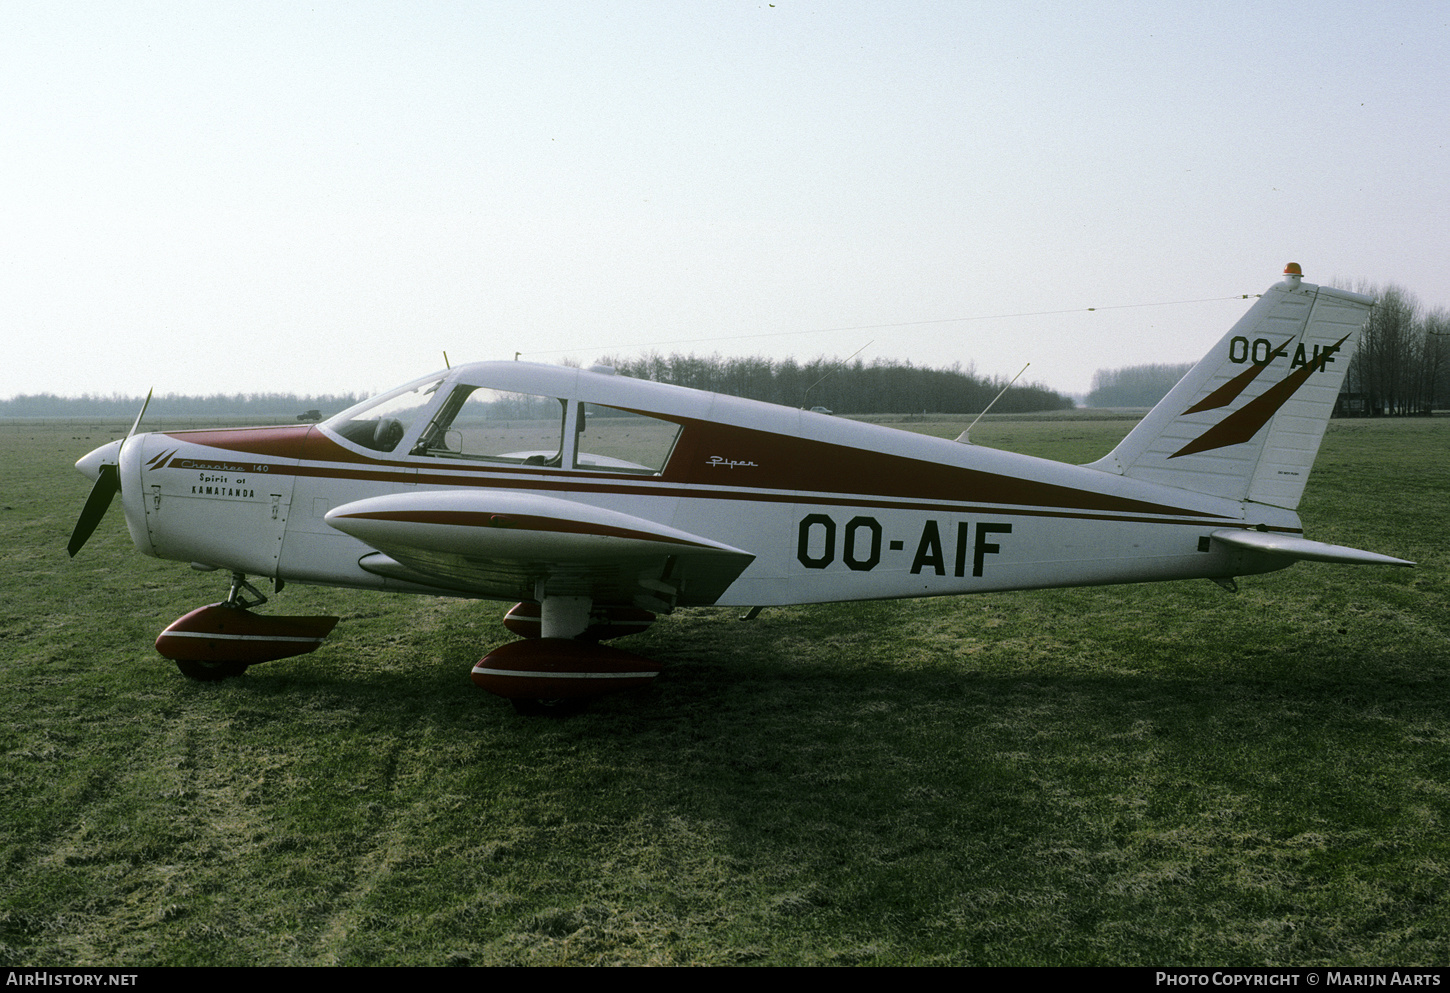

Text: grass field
xmin=1 ymin=415 xmax=1447 ymax=965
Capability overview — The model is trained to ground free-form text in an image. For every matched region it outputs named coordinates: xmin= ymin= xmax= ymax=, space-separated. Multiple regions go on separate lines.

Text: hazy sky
xmin=4 ymin=0 xmax=1447 ymax=401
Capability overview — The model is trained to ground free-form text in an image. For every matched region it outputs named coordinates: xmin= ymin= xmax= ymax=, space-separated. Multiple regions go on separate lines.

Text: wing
xmin=324 ymin=490 xmax=756 ymax=612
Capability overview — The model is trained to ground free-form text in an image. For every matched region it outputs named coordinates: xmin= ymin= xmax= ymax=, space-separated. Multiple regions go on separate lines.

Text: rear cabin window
xmin=574 ymin=403 xmax=681 ymax=474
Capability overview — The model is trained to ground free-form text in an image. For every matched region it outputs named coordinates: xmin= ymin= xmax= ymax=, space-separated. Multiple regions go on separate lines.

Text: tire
xmin=175 ymin=658 xmax=249 ymax=681
xmin=511 ymin=697 xmax=588 ymax=717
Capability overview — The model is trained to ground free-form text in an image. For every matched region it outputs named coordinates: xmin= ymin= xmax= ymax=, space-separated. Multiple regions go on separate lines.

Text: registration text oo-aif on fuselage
xmin=68 ymin=265 xmax=1412 ymax=710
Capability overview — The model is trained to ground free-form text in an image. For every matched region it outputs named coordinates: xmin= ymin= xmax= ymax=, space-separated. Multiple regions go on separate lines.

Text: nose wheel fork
xmin=225 ymin=573 xmax=268 ymax=611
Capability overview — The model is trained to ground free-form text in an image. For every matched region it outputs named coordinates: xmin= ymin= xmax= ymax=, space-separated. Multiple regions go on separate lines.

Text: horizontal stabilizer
xmin=1210 ymin=529 xmax=1414 ymax=567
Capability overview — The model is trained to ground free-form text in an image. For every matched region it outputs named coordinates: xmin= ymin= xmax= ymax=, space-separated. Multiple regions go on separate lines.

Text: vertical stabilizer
xmin=1085 ymin=265 xmax=1374 ymax=509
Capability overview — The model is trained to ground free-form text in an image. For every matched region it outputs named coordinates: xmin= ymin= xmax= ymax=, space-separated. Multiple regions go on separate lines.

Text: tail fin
xmin=1086 ymin=264 xmax=1374 ymax=510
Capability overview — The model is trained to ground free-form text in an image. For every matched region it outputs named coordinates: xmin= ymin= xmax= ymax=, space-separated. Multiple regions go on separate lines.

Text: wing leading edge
xmin=324 ymin=490 xmax=756 ymax=611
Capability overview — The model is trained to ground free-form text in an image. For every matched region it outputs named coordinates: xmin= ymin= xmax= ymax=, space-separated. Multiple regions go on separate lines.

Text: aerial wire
xmin=515 ymin=293 xmax=1259 ymax=360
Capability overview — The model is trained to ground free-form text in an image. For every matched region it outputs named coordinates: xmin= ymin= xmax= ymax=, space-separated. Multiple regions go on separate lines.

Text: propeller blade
xmin=124 ymin=388 xmax=153 ymax=450
xmin=67 ymin=390 xmax=150 ymax=557
xmin=68 ymin=463 xmax=120 ymax=557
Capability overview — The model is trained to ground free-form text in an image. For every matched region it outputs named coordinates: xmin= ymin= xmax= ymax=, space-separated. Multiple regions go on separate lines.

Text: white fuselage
xmin=107 ymin=362 xmax=1295 ymax=612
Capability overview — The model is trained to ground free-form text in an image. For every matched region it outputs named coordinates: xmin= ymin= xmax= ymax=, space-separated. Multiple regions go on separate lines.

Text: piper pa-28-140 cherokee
xmin=68 ymin=264 xmax=1412 ymax=712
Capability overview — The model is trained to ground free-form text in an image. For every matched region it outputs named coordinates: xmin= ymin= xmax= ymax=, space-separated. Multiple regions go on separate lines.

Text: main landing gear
xmin=472 ymin=598 xmax=660 ymax=715
xmin=154 ymin=573 xmax=339 ymax=681
xmin=153 ymin=579 xmax=657 ymax=715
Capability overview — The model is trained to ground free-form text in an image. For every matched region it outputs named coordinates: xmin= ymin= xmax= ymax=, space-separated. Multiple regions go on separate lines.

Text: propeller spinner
xmin=67 ymin=390 xmax=151 ymax=557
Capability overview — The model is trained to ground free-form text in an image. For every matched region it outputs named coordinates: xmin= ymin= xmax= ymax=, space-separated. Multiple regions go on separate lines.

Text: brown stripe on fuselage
xmin=664 ymin=419 xmax=1216 ymax=518
xmin=164 ymin=416 xmax=1222 ymax=523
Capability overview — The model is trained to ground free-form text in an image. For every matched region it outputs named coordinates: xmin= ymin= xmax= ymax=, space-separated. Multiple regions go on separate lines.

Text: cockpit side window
xmin=412 ymin=386 xmax=565 ymax=465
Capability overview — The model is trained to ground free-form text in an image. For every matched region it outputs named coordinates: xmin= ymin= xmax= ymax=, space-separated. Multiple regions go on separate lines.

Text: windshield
xmin=323 ymin=375 xmax=445 ymax=453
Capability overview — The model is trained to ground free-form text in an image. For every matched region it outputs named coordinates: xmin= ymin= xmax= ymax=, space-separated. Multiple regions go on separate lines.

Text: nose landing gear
xmin=156 ymin=573 xmax=339 ymax=681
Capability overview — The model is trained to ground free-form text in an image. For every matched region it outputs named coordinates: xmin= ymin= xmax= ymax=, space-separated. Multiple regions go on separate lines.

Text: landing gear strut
xmin=225 ymin=572 xmax=268 ymax=610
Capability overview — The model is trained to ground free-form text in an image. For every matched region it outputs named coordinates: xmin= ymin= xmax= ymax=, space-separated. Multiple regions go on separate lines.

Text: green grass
xmin=1 ymin=416 xmax=1447 ymax=965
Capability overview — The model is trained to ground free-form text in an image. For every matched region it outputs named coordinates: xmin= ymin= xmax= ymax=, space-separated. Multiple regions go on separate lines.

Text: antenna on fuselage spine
xmin=957 ymin=363 xmax=1030 ymax=445
xmin=801 ymin=340 xmax=874 ymax=410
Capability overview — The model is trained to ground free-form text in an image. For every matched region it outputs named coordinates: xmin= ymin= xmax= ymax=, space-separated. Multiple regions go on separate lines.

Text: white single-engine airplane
xmin=70 ymin=265 xmax=1412 ymax=712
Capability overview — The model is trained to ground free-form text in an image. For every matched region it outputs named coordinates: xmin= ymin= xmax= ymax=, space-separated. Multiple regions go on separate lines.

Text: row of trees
xmin=1340 ymin=283 xmax=1449 ymax=416
xmin=592 ymin=352 xmax=1074 ymax=415
xmin=3 ymin=362 xmax=1072 ymax=419
xmin=0 ymin=391 xmax=365 ymax=418
xmin=12 ymin=284 xmax=1441 ymax=418
xmin=1084 ymin=363 xmax=1193 ymax=408
xmin=1083 ymin=283 xmax=1448 ymax=414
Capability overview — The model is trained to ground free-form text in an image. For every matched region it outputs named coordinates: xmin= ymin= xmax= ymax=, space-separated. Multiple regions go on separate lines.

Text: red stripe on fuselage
xmin=161 ymin=424 xmax=314 ymax=459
